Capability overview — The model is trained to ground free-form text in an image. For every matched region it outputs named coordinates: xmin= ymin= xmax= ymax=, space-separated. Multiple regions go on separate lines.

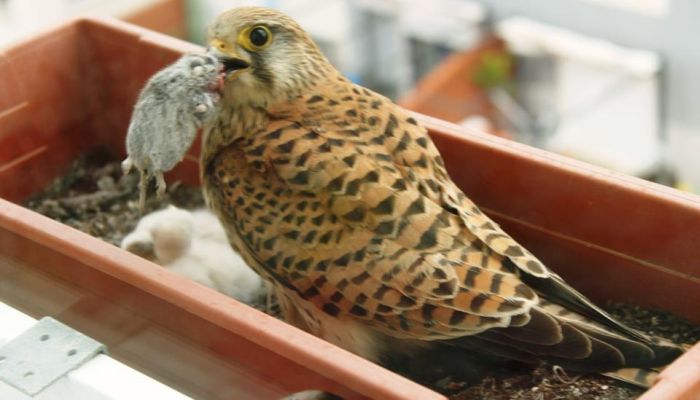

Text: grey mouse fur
xmin=122 ymin=53 xmax=223 ymax=209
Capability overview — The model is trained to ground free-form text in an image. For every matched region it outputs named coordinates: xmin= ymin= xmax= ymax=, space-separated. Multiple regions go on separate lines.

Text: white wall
xmin=470 ymin=0 xmax=700 ymax=190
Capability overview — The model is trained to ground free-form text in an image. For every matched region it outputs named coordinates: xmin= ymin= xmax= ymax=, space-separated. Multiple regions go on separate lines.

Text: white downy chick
xmin=120 ymin=205 xmax=193 ymax=262
xmin=121 ymin=206 xmax=265 ymax=305
xmin=149 ymin=206 xmax=194 ymax=264
xmin=191 ymin=208 xmax=230 ymax=244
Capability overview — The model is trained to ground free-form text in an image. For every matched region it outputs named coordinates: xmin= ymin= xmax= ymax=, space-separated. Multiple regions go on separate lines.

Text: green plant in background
xmin=472 ymin=50 xmax=513 ymax=89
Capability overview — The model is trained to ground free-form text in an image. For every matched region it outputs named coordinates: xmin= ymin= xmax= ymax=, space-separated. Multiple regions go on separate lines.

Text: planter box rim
xmin=0 ymin=199 xmax=443 ymax=400
xmin=415 ymin=112 xmax=700 ymax=211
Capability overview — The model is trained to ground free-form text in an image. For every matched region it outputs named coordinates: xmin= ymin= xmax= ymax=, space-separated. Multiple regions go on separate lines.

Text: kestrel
xmin=200 ymin=6 xmax=682 ymax=386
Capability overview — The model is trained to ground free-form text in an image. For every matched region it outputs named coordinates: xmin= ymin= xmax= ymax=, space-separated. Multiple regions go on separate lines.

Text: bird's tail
xmin=451 ymin=301 xmax=685 ymax=388
xmin=602 ymin=367 xmax=658 ymax=388
xmin=540 ymin=299 xmax=686 ymax=369
xmin=604 ymin=342 xmax=694 ymax=387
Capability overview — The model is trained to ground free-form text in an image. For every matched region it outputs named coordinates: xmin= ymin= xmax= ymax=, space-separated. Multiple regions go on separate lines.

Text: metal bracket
xmin=0 ymin=317 xmax=106 ymax=396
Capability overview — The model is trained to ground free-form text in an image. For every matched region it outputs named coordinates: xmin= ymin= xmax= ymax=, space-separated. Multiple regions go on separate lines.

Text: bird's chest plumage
xmin=201 ymin=128 xmax=368 ymax=283
xmin=200 ymin=89 xmax=469 ymax=334
xmin=200 ymin=89 xmax=390 ymax=280
xmin=202 ymin=132 xmax=389 ymax=360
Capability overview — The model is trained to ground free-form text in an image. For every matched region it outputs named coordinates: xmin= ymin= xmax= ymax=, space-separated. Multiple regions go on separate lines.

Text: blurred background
xmin=1 ymin=0 xmax=699 ymax=193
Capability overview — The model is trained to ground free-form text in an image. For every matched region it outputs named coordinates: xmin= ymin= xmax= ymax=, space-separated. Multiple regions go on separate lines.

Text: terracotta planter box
xmin=0 ymin=17 xmax=698 ymax=399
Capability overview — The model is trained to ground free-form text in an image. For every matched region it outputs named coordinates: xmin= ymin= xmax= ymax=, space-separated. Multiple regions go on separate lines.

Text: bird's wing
xmin=205 ymin=86 xmax=678 ymax=369
xmin=207 ymin=115 xmax=536 ymax=339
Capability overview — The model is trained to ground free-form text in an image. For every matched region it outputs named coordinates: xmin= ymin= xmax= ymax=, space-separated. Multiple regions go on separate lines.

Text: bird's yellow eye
xmin=240 ymin=25 xmax=272 ymax=51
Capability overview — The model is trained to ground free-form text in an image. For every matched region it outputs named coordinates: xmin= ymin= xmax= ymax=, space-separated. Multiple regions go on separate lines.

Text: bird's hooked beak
xmin=208 ymin=39 xmax=251 ymax=80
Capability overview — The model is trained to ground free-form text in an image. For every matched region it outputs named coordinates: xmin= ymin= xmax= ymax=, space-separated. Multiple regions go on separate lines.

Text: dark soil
xmin=25 ymin=150 xmax=700 ymax=400
xmin=25 ymin=149 xmax=205 ymax=246
xmin=605 ymin=302 xmax=700 ymax=346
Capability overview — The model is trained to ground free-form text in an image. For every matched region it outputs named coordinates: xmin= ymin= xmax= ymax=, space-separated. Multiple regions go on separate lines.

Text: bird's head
xmin=207 ymin=7 xmax=335 ymax=108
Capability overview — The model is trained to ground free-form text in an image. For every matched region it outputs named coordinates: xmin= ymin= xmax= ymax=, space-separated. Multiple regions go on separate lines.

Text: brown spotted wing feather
xmin=204 ymin=77 xmax=681 ymax=372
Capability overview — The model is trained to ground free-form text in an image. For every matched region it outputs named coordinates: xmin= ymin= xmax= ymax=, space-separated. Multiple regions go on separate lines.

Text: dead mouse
xmin=122 ymin=53 xmax=224 ymax=210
